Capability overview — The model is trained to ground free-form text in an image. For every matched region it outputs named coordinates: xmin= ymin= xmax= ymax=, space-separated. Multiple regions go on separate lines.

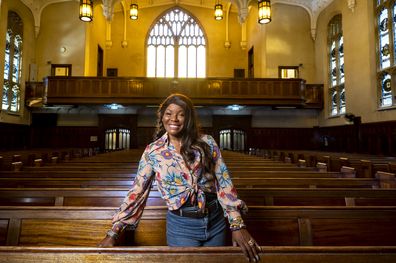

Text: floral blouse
xmin=111 ymin=133 xmax=247 ymax=233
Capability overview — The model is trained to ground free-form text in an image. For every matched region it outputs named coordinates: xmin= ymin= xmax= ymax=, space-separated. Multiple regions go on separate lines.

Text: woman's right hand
xmin=98 ymin=235 xmax=117 ymax=247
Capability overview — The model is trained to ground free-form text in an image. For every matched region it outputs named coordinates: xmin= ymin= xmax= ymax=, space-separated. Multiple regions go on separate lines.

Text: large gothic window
xmin=328 ymin=14 xmax=345 ymax=116
xmin=2 ymin=11 xmax=23 ymax=113
xmin=376 ymin=0 xmax=396 ymax=107
xmin=146 ymin=8 xmax=206 ymax=78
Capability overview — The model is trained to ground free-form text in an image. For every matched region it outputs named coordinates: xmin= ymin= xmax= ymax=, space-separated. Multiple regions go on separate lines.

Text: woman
xmin=99 ymin=93 xmax=261 ymax=262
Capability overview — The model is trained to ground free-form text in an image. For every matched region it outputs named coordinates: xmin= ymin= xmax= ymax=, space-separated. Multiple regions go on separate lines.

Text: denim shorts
xmin=166 ymin=200 xmax=227 ymax=247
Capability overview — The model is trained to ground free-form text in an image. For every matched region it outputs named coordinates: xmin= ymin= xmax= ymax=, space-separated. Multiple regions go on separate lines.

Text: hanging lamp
xmin=79 ymin=0 xmax=93 ymax=22
xmin=130 ymin=2 xmax=138 ymax=20
xmin=214 ymin=0 xmax=223 ymax=20
xmin=258 ymin=0 xmax=271 ymax=24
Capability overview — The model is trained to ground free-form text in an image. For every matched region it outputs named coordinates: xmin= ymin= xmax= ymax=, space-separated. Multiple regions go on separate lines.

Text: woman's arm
xmin=204 ymin=135 xmax=247 ymax=222
xmin=99 ymin=147 xmax=155 ymax=246
xmin=204 ymin=135 xmax=261 ymax=262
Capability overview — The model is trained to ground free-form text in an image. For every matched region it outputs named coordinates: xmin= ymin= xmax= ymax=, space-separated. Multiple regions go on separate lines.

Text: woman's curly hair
xmin=154 ymin=93 xmax=214 ymax=174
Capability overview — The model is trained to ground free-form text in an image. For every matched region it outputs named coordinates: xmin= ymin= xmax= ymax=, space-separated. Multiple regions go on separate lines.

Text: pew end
xmin=11 ymin=161 xmax=23 ymax=171
xmin=298 ymin=159 xmax=307 ymax=168
xmin=375 ymin=171 xmax=396 ymax=188
xmin=34 ymin=159 xmax=43 ymax=167
xmin=51 ymin=156 xmax=59 ymax=164
xmin=316 ymin=162 xmax=328 ymax=172
xmin=340 ymin=166 xmax=356 ymax=178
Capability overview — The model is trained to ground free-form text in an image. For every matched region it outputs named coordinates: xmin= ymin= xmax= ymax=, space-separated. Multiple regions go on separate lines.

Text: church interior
xmin=0 ymin=0 xmax=395 ymax=155
xmin=0 ymin=0 xmax=396 ymax=262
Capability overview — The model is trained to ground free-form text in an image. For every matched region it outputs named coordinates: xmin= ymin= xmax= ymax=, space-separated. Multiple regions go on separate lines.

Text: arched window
xmin=105 ymin=128 xmax=131 ymax=151
xmin=219 ymin=129 xmax=246 ymax=151
xmin=146 ymin=8 xmax=206 ymax=78
xmin=2 ymin=11 xmax=23 ymax=113
xmin=375 ymin=0 xmax=396 ymax=107
xmin=328 ymin=14 xmax=345 ymax=116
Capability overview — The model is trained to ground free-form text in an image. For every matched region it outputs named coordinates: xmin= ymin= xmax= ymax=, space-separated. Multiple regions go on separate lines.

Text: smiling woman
xmin=99 ymin=93 xmax=262 ymax=263
xmin=162 ymin=103 xmax=185 ymax=143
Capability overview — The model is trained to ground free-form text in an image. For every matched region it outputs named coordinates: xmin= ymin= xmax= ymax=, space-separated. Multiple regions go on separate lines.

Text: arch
xmin=145 ymin=6 xmax=207 ymax=78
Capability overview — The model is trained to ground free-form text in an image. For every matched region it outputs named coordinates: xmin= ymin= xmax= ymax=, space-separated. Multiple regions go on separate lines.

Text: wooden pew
xmin=1 ymin=206 xmax=396 ymax=246
xmin=268 ymin=149 xmax=396 ymax=178
xmin=1 ymin=187 xmax=396 ymax=207
xmin=0 ymin=148 xmax=79 ymax=170
xmin=0 ymin=170 xmax=349 ymax=179
xmin=0 ymin=177 xmax=382 ymax=188
xmin=0 ymin=246 xmax=395 ymax=263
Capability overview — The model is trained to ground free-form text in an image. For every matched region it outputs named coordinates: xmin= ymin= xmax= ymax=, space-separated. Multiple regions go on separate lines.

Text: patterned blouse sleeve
xmin=206 ymin=135 xmax=248 ymax=224
xmin=111 ymin=146 xmax=155 ymax=233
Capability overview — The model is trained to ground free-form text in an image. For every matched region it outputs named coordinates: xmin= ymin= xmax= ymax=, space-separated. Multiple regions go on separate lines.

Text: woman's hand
xmin=232 ymin=228 xmax=262 ymax=262
xmin=98 ymin=235 xmax=117 ymax=247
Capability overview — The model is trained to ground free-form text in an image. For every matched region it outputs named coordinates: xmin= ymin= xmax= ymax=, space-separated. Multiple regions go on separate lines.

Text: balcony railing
xmin=26 ymin=77 xmax=323 ymax=109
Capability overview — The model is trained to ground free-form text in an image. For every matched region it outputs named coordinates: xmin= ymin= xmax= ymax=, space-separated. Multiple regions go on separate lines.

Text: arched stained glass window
xmin=328 ymin=14 xmax=345 ymax=116
xmin=376 ymin=0 xmax=396 ymax=107
xmin=147 ymin=8 xmax=206 ymax=78
xmin=2 ymin=11 xmax=23 ymax=113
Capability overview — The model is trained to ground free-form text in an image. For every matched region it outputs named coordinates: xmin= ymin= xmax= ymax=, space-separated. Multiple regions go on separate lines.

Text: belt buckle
xmin=194 ymin=208 xmax=208 ymax=217
xmin=202 ymin=207 xmax=209 ymax=216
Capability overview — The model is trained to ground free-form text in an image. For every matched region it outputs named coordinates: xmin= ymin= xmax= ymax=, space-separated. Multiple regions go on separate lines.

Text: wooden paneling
xmin=0 ymin=123 xmax=29 ymax=150
xmin=0 ymin=220 xmax=7 ymax=246
xmin=29 ymin=126 xmax=100 ymax=149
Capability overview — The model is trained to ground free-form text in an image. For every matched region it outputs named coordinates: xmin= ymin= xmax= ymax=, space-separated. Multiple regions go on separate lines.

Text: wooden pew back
xmin=1 ymin=206 xmax=396 ymax=247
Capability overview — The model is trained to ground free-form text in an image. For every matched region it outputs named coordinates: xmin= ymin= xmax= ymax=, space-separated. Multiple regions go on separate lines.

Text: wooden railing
xmin=24 ymin=77 xmax=323 ymax=108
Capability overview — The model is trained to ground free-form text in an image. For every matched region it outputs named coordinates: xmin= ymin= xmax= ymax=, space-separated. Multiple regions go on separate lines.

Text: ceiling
xmin=20 ymin=0 xmax=341 ymax=39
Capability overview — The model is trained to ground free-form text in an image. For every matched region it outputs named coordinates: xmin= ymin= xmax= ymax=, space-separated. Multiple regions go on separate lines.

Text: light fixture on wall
xmin=258 ymin=0 xmax=271 ymax=24
xmin=130 ymin=2 xmax=138 ymax=20
xmin=214 ymin=0 xmax=223 ymax=20
xmin=79 ymin=0 xmax=93 ymax=22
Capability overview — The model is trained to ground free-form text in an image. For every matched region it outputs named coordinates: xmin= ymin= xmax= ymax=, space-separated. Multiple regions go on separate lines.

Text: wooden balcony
xmin=27 ymin=77 xmax=323 ymax=109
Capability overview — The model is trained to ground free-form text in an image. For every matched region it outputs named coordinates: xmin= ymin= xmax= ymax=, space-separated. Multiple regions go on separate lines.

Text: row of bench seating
xmin=1 ymin=206 xmax=396 ymax=247
xmin=1 ymin=187 xmax=395 ymax=207
xmin=250 ymin=149 xmax=396 ymax=178
xmin=0 ymin=148 xmax=395 ymax=262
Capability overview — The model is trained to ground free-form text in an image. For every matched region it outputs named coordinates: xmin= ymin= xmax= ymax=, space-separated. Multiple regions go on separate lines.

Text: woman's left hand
xmin=232 ymin=228 xmax=262 ymax=262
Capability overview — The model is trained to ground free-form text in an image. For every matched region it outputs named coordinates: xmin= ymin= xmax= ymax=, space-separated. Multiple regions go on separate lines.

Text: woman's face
xmin=162 ymin=103 xmax=185 ymax=138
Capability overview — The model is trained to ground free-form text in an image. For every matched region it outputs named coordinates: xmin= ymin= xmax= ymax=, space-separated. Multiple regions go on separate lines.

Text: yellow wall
xmin=315 ymin=0 xmax=395 ymax=126
xmin=106 ymin=4 xmax=247 ymax=77
xmin=84 ymin=4 xmax=107 ymax=76
xmin=36 ymin=1 xmax=85 ymax=79
xmin=246 ymin=3 xmax=315 ymax=82
xmin=0 ymin=0 xmax=35 ymax=125
xmin=246 ymin=4 xmax=267 ymax=77
xmin=266 ymin=4 xmax=315 ymax=82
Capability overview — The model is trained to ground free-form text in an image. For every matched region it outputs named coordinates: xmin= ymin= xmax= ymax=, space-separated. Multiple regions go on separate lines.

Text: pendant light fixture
xmin=258 ymin=0 xmax=271 ymax=24
xmin=79 ymin=0 xmax=93 ymax=22
xmin=130 ymin=2 xmax=138 ymax=20
xmin=214 ymin=0 xmax=223 ymax=21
